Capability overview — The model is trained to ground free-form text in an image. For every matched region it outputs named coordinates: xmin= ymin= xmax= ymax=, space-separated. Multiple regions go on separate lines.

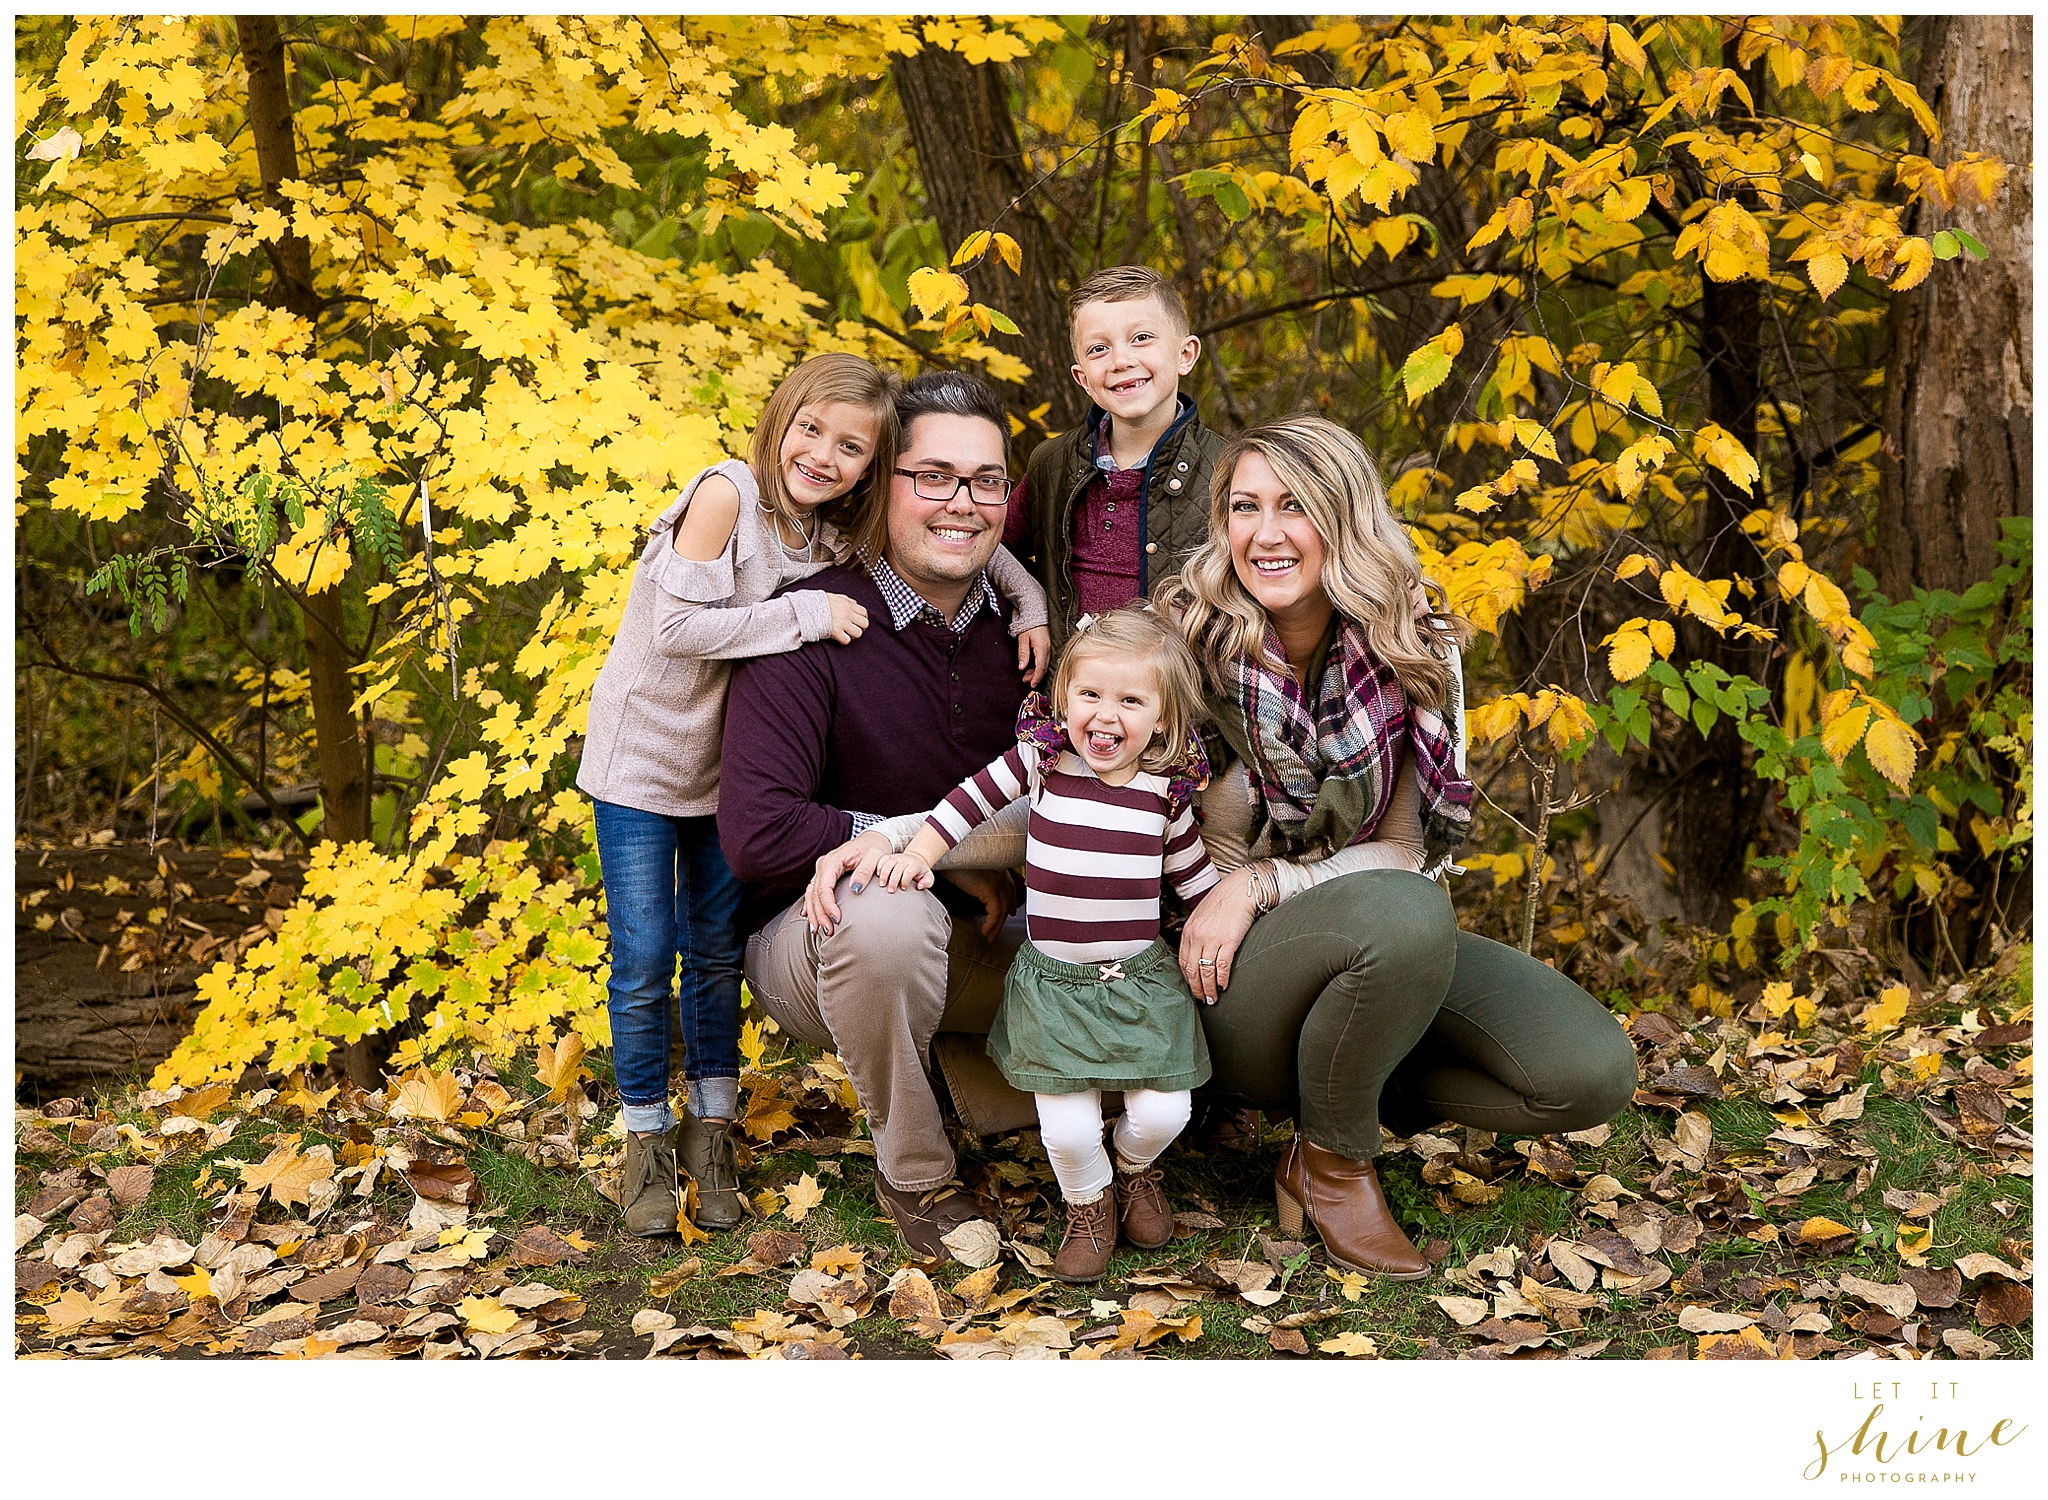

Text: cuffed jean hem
xmin=623 ymin=1100 xmax=677 ymax=1135
xmin=687 ymin=1075 xmax=739 ymax=1122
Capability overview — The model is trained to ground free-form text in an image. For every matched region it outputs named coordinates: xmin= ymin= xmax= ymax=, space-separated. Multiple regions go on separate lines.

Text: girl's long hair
xmin=749 ymin=354 xmax=901 ymax=543
xmin=1155 ymin=414 xmax=1471 ymax=709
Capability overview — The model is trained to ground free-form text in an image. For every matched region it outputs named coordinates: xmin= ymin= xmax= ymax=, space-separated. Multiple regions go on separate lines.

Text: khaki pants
xmin=744 ymin=881 xmax=1023 ymax=1192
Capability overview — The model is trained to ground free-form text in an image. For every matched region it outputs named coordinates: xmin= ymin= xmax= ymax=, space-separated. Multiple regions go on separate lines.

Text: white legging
xmin=1034 ymin=1088 xmax=1191 ymax=1200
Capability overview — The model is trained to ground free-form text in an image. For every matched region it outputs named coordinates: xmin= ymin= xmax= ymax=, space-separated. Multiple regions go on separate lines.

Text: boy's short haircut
xmin=1066 ymin=265 xmax=1190 ymax=343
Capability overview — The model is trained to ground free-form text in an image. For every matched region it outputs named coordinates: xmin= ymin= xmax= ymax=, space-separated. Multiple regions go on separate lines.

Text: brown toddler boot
xmin=1113 ymin=1156 xmax=1175 ymax=1250
xmin=1052 ymin=1191 xmax=1119 ymax=1284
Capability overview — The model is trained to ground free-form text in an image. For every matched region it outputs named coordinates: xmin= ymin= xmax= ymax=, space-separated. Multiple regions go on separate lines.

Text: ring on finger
xmin=1196 ymin=958 xmax=1216 ymax=967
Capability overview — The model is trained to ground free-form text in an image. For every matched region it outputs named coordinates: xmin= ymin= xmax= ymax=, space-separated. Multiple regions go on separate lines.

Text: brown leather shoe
xmin=1053 ymin=1192 xmax=1118 ymax=1284
xmin=1113 ymin=1159 xmax=1175 ymax=1250
xmin=620 ymin=1128 xmax=680 ymax=1237
xmin=677 ymin=1112 xmax=743 ymax=1231
xmin=872 ymin=1173 xmax=988 ymax=1260
xmin=1274 ymin=1133 xmax=1428 ymax=1280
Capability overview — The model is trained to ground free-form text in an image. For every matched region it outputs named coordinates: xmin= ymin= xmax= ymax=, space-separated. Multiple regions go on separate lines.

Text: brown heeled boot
xmin=1274 ymin=1133 xmax=1429 ymax=1281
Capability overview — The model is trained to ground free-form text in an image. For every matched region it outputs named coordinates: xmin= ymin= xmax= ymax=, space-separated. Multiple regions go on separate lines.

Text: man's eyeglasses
xmin=894 ymin=468 xmax=1014 ymax=506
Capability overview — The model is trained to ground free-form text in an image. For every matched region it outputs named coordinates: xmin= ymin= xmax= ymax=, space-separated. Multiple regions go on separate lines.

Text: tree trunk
xmin=237 ymin=15 xmax=369 ymax=847
xmin=1879 ymin=15 xmax=2033 ymax=600
xmin=890 ymin=45 xmax=1082 ymax=442
xmin=1660 ymin=50 xmax=1776 ymax=928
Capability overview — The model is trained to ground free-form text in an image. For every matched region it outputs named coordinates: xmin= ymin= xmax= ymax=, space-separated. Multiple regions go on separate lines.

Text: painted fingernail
xmin=850 ymin=883 xmax=863 ymax=893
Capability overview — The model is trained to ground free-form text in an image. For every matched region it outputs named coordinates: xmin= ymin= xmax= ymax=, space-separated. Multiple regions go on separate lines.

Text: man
xmin=719 ymin=370 xmax=1034 ymax=1257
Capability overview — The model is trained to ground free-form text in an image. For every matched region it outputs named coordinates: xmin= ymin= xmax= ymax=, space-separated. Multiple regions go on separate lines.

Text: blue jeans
xmin=592 ymin=799 xmax=743 ymax=1134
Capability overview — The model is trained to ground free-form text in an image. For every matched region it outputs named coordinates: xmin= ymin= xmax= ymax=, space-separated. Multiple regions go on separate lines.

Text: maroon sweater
xmin=718 ymin=561 xmax=1028 ymax=935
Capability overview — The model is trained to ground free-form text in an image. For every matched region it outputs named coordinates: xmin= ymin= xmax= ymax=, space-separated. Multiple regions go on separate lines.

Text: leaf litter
xmin=14 ymin=944 xmax=2031 ymax=1360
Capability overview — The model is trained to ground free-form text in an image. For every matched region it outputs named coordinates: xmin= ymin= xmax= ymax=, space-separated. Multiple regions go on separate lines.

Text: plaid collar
xmin=867 ymin=553 xmax=999 ymax=634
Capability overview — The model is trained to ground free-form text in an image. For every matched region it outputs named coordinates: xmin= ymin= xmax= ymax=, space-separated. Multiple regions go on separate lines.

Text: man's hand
xmin=801 ymin=829 xmax=892 ymax=935
xmin=1016 ymin=625 xmax=1051 ymax=687
xmin=941 ymin=866 xmax=1019 ymax=943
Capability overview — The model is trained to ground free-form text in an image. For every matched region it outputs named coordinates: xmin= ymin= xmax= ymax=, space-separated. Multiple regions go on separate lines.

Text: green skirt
xmin=988 ymin=938 xmax=1212 ymax=1095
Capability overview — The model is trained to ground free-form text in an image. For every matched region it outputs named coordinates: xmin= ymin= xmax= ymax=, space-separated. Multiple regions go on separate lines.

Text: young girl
xmin=873 ymin=606 xmax=1216 ymax=1282
xmin=578 ymin=353 xmax=1050 ymax=1237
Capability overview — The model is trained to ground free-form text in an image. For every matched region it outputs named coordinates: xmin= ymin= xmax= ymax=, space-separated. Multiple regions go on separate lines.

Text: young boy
xmin=1004 ymin=265 xmax=1228 ymax=647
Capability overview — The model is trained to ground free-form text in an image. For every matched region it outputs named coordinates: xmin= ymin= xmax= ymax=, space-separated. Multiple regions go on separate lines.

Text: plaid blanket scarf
xmin=1219 ymin=618 xmax=1472 ymax=868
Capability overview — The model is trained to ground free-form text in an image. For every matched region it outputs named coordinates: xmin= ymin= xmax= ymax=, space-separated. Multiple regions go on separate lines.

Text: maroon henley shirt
xmin=718 ymin=560 xmax=1028 ymax=936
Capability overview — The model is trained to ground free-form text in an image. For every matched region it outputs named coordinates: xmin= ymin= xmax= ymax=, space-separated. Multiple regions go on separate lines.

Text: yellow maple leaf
xmin=239 ymin=1139 xmax=335 ymax=1210
xmin=172 ymin=1265 xmax=215 ymax=1300
xmin=811 ymin=1244 xmax=865 ymax=1276
xmin=392 ymin=1067 xmax=462 ymax=1121
xmin=740 ymin=1078 xmax=797 ymax=1141
xmin=781 ymin=1173 xmax=825 ymax=1223
xmin=1319 ymin=1331 xmax=1379 ymax=1357
xmin=534 ymin=1031 xmax=588 ymax=1102
xmin=1862 ymin=984 xmax=1910 ymax=1035
xmin=458 ymin=1295 xmax=519 ymax=1334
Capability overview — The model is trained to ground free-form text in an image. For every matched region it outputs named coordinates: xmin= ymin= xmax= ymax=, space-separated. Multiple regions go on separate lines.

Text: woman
xmin=1156 ymin=414 xmax=1637 ymax=1278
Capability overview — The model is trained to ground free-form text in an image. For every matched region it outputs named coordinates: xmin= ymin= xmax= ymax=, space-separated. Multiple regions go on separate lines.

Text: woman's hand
xmin=1179 ymin=870 xmax=1262 ymax=1004
xmin=1016 ymin=625 xmax=1051 ymax=687
xmin=801 ymin=829 xmax=892 ymax=935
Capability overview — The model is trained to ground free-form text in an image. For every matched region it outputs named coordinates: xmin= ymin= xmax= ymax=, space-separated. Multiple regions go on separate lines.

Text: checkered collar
xmin=867 ymin=552 xmax=999 ymax=634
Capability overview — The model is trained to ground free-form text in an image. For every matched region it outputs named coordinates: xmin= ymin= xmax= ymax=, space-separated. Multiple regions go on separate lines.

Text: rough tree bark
xmin=890 ymin=45 xmax=1082 ymax=441
xmin=236 ymin=15 xmax=369 ymax=847
xmin=1878 ymin=14 xmax=2033 ymax=600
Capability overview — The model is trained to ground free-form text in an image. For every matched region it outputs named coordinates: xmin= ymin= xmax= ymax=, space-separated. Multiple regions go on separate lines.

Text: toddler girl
xmin=578 ymin=353 xmax=1049 ymax=1236
xmin=874 ymin=606 xmax=1215 ymax=1281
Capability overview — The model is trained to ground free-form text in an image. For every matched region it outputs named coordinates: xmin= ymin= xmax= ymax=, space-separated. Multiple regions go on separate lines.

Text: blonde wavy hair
xmin=1155 ymin=414 xmax=1471 ymax=709
xmin=1048 ymin=606 xmax=1207 ymax=776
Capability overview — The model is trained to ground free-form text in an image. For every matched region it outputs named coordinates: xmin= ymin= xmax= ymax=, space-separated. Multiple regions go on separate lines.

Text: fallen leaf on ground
xmin=1839 ymin=1275 xmax=1917 ymax=1319
xmin=632 ymin=1308 xmax=677 ymax=1335
xmin=648 ymin=1259 xmax=703 ymax=1296
xmin=239 ymin=1140 xmax=335 ymax=1210
xmin=107 ymin=1165 xmax=155 ymax=1206
xmin=1319 ymin=1331 xmax=1378 ymax=1357
xmin=1974 ymin=1282 xmax=2030 ymax=1329
xmin=390 ymin=1069 xmax=462 ymax=1122
xmin=941 ymin=1219 xmax=1001 ymax=1269
xmin=780 ymin=1173 xmax=825 ymax=1222
xmin=1433 ymin=1295 xmax=1491 ymax=1327
xmin=1678 ymin=1306 xmax=1754 ymax=1334
xmin=1942 ymin=1328 xmax=2003 ymax=1358
xmin=508 ymin=1224 xmax=587 ymax=1267
xmin=457 ymin=1295 xmax=518 ymax=1334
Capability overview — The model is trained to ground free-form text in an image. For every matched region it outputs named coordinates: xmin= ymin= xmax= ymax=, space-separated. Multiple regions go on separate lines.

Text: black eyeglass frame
xmin=892 ymin=467 xmax=1015 ymax=506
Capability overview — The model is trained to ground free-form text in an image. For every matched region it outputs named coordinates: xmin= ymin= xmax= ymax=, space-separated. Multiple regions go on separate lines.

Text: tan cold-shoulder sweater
xmin=577 ymin=459 xmax=1047 ymax=818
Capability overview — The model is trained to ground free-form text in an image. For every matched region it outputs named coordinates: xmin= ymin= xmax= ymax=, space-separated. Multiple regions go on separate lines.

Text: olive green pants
xmin=1199 ymin=869 xmax=1638 ymax=1159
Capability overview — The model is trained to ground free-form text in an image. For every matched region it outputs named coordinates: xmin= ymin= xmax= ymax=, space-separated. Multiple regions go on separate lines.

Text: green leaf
xmin=1661 ymin=686 xmax=1690 ymax=719
xmin=1931 ymin=230 xmax=1960 ymax=261
xmin=1953 ymin=228 xmax=1988 ymax=259
xmin=985 ymin=306 xmax=1021 ymax=336
xmin=1400 ymin=342 xmax=1454 ymax=403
